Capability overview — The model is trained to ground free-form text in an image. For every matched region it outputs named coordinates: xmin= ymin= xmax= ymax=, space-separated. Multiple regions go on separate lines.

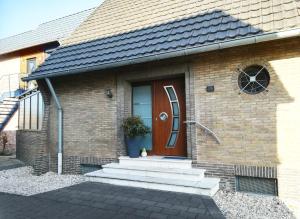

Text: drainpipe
xmin=45 ymin=78 xmax=63 ymax=175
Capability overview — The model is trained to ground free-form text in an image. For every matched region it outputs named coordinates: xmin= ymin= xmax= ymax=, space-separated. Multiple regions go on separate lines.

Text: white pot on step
xmin=141 ymin=148 xmax=147 ymax=157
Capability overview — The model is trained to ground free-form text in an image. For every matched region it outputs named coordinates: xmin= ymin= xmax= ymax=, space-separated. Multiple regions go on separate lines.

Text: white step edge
xmin=85 ymin=171 xmax=219 ymax=189
xmin=86 ymin=173 xmax=219 ymax=196
xmin=104 ymin=163 xmax=205 ymax=175
xmin=0 ymin=106 xmax=12 ymax=113
xmin=2 ymin=100 xmax=18 ymax=104
xmin=119 ymin=156 xmax=192 ymax=169
xmin=102 ymin=163 xmax=205 ymax=181
xmin=3 ymin=97 xmax=18 ymax=101
xmin=0 ymin=105 xmax=15 ymax=109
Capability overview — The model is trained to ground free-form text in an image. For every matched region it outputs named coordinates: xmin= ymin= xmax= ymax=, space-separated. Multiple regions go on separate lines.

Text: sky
xmin=0 ymin=0 xmax=103 ymax=39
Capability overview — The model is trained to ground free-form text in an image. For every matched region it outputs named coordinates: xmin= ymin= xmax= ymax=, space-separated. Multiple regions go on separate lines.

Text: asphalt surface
xmin=0 ymin=182 xmax=224 ymax=219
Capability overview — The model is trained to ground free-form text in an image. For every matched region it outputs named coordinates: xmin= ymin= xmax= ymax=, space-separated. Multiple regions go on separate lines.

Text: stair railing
xmin=0 ymin=73 xmax=28 ymax=100
xmin=17 ymin=87 xmax=38 ymax=99
xmin=184 ymin=120 xmax=221 ymax=144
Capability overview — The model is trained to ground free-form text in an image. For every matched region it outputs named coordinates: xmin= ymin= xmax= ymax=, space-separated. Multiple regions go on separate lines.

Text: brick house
xmin=19 ymin=0 xmax=300 ymax=212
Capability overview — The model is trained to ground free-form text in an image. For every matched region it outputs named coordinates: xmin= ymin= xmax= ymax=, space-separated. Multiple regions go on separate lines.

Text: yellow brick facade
xmin=191 ymin=37 xmax=300 ymax=214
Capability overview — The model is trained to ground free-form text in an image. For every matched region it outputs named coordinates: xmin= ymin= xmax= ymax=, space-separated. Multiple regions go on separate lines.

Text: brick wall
xmin=16 ymin=130 xmax=45 ymax=166
xmin=16 ymin=80 xmax=50 ymax=175
xmin=17 ymin=73 xmax=120 ymax=174
xmin=46 ymin=73 xmax=118 ymax=173
xmin=50 ymin=73 xmax=118 ymax=158
xmin=190 ymin=37 xmax=300 ymax=202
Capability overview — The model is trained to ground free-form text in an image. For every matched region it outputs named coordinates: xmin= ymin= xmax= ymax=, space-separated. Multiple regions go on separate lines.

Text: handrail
xmin=17 ymin=87 xmax=38 ymax=100
xmin=0 ymin=72 xmax=27 ymax=81
xmin=0 ymin=72 xmax=18 ymax=80
xmin=184 ymin=120 xmax=221 ymax=144
xmin=0 ymin=73 xmax=28 ymax=99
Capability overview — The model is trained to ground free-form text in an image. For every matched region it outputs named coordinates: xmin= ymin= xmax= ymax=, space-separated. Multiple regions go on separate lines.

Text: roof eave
xmin=23 ymin=28 xmax=300 ymax=82
xmin=0 ymin=40 xmax=59 ymax=57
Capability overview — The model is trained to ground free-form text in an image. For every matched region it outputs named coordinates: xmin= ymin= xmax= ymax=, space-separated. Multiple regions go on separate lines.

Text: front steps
xmin=85 ymin=156 xmax=220 ymax=196
xmin=0 ymin=98 xmax=18 ymax=131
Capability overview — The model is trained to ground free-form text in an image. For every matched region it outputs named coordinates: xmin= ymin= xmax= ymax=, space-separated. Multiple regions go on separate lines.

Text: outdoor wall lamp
xmin=206 ymin=85 xmax=214 ymax=92
xmin=105 ymin=88 xmax=113 ymax=98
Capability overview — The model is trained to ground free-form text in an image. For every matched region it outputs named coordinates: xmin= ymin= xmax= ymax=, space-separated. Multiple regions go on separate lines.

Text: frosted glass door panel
xmin=132 ymin=85 xmax=152 ymax=150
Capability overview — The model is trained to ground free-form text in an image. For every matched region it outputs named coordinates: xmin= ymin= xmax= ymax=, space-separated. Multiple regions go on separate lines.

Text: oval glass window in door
xmin=164 ymin=86 xmax=180 ymax=148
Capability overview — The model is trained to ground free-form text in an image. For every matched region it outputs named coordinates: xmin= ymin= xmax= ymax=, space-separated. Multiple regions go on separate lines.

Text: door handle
xmin=159 ymin=112 xmax=168 ymax=121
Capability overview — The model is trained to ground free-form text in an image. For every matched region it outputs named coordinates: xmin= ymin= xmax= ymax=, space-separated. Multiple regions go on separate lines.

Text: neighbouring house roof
xmin=26 ymin=0 xmax=300 ymax=81
xmin=0 ymin=8 xmax=95 ymax=56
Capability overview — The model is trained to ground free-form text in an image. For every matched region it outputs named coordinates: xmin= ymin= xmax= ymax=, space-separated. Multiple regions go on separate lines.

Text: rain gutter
xmin=24 ymin=28 xmax=300 ymax=82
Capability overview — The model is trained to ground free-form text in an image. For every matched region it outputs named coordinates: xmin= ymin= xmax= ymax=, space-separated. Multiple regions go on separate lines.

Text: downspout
xmin=45 ymin=78 xmax=63 ymax=175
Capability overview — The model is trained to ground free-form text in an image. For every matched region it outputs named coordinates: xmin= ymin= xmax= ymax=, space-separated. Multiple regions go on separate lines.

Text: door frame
xmin=116 ymin=62 xmax=197 ymax=160
xmin=132 ymin=77 xmax=187 ymax=156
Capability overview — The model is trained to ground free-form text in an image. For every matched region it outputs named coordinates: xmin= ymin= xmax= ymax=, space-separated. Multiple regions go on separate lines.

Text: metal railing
xmin=0 ymin=73 xmax=28 ymax=100
xmin=18 ymin=90 xmax=44 ymax=131
xmin=184 ymin=120 xmax=221 ymax=144
xmin=17 ymin=87 xmax=38 ymax=99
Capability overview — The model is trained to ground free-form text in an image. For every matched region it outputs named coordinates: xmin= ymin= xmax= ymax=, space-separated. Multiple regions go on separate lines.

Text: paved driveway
xmin=0 ymin=156 xmax=24 ymax=171
xmin=0 ymin=182 xmax=224 ymax=219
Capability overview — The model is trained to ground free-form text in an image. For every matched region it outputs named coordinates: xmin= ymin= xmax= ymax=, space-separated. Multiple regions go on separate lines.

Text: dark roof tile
xmin=29 ymin=1 xmax=300 ymax=79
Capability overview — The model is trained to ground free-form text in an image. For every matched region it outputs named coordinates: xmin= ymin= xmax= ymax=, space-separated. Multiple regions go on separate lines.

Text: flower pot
xmin=125 ymin=136 xmax=143 ymax=158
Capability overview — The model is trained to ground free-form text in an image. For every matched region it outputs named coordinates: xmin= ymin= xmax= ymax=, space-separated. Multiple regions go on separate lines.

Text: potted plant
xmin=122 ymin=116 xmax=150 ymax=158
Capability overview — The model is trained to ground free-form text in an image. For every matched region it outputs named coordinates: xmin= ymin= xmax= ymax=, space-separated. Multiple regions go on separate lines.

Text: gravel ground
xmin=0 ymin=166 xmax=85 ymax=196
xmin=214 ymin=190 xmax=296 ymax=219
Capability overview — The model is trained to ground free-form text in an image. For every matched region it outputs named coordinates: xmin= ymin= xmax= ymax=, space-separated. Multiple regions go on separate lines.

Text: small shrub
xmin=122 ymin=116 xmax=151 ymax=138
xmin=0 ymin=132 xmax=9 ymax=156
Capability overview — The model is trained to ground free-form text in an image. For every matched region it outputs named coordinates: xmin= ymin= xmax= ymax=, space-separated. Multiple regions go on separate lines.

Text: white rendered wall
xmin=0 ymin=57 xmax=21 ymax=95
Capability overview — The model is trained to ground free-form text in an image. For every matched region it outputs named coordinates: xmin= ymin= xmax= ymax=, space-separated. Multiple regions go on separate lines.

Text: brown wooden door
xmin=152 ymin=78 xmax=187 ymax=156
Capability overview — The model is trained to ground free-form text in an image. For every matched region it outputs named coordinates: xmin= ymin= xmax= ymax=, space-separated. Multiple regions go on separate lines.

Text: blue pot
xmin=125 ymin=136 xmax=143 ymax=158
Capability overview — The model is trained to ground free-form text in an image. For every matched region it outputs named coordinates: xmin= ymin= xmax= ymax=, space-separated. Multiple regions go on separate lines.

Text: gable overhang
xmin=23 ymin=28 xmax=300 ymax=82
xmin=0 ymin=40 xmax=59 ymax=57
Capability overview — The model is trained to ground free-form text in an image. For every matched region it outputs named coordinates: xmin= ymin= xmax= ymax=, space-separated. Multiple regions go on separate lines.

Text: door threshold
xmin=162 ymin=156 xmax=188 ymax=160
xmin=119 ymin=156 xmax=189 ymax=160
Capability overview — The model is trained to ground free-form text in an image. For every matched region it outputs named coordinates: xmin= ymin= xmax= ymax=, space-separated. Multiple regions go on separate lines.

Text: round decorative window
xmin=238 ymin=65 xmax=270 ymax=94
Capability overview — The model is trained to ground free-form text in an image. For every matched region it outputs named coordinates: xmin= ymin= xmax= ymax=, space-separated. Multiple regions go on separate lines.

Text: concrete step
xmin=0 ymin=115 xmax=10 ymax=120
xmin=103 ymin=163 xmax=205 ymax=181
xmin=3 ymin=97 xmax=18 ymax=101
xmin=0 ymin=112 xmax=13 ymax=116
xmin=0 ymin=102 xmax=16 ymax=107
xmin=0 ymin=108 xmax=14 ymax=113
xmin=85 ymin=170 xmax=219 ymax=196
xmin=119 ymin=156 xmax=192 ymax=169
xmin=0 ymin=104 xmax=16 ymax=109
